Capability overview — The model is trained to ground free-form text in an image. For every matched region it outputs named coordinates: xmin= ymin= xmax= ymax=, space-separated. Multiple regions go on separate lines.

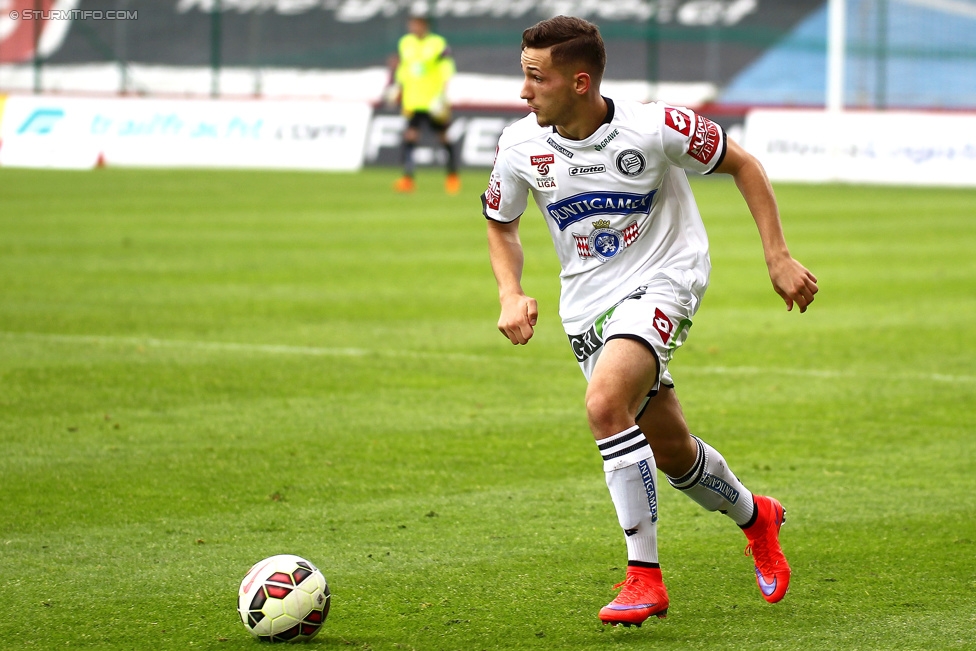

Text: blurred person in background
xmin=386 ymin=7 xmax=460 ymax=194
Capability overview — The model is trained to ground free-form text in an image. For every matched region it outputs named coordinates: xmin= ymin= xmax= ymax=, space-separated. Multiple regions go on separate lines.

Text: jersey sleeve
xmin=437 ymin=39 xmax=456 ymax=81
xmin=481 ymin=143 xmax=529 ymax=223
xmin=658 ymin=104 xmax=727 ymax=175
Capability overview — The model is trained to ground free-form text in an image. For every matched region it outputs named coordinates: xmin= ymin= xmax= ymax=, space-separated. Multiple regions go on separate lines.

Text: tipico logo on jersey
xmin=530 ymin=153 xmax=558 ymax=189
xmin=573 ymin=219 xmax=640 ymax=263
xmin=546 ymin=189 xmax=656 ymax=231
xmin=530 ymin=154 xmax=554 ymax=175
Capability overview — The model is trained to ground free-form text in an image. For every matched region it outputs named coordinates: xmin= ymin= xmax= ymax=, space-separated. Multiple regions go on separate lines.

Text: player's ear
xmin=574 ymin=71 xmax=591 ymax=95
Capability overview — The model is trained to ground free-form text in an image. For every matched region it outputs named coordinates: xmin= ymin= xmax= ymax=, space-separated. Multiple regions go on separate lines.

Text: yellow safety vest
xmin=396 ymin=33 xmax=455 ymax=117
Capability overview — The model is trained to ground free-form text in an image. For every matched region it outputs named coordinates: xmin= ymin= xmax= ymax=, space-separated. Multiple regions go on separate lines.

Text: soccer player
xmin=481 ymin=16 xmax=818 ymax=627
xmin=389 ymin=9 xmax=461 ymax=195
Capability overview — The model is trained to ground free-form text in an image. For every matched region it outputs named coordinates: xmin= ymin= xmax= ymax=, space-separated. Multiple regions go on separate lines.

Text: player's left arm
xmin=713 ymin=138 xmax=819 ymax=313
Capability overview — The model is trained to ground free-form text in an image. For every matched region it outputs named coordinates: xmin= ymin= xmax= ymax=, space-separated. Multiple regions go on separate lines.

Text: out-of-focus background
xmin=3 ymin=4 xmax=975 ymax=649
xmin=1 ymin=0 xmax=975 ymax=183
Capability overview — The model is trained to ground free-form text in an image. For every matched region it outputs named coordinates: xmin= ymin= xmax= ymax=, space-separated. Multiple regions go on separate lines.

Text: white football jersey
xmin=482 ymin=98 xmax=726 ymax=331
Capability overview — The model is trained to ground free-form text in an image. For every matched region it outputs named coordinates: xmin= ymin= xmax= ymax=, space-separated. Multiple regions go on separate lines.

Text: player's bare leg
xmin=394 ymin=126 xmax=420 ymax=192
xmin=438 ymin=131 xmax=461 ymax=194
xmin=640 ymin=382 xmax=791 ymax=603
xmin=634 ymin=386 xmax=696 ymax=477
xmin=587 ymin=338 xmax=669 ymax=626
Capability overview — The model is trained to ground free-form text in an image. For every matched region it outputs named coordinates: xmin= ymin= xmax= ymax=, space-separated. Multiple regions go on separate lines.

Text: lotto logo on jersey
xmin=665 ymin=107 xmax=693 ymax=136
xmin=530 ymin=154 xmax=555 ymax=175
xmin=569 ymin=164 xmax=606 ymax=176
xmin=652 ymin=308 xmax=674 ymax=344
xmin=688 ymin=116 xmax=721 ymax=165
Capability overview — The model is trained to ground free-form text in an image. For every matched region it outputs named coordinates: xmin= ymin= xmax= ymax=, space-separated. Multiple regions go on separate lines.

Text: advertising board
xmin=0 ymin=95 xmax=373 ymax=170
xmin=744 ymin=109 xmax=976 ymax=187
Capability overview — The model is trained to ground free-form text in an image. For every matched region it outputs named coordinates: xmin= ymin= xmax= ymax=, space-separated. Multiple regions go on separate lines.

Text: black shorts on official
xmin=407 ymin=111 xmax=449 ymax=132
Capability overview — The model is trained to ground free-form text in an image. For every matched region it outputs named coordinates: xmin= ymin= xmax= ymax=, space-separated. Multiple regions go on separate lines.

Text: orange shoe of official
xmin=393 ymin=176 xmax=415 ymax=193
xmin=598 ymin=566 xmax=669 ymax=627
xmin=445 ymin=173 xmax=461 ymax=195
xmin=743 ymin=495 xmax=791 ymax=603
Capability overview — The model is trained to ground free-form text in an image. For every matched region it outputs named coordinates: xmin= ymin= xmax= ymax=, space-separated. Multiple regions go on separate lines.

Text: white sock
xmin=666 ymin=435 xmax=755 ymax=526
xmin=598 ymin=426 xmax=659 ymax=565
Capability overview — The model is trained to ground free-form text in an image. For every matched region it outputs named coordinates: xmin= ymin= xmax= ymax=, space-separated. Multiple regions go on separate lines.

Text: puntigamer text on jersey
xmin=547 ymin=190 xmax=657 ymax=231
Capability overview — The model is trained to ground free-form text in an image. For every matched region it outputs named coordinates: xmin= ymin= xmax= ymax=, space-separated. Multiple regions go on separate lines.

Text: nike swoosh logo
xmin=606 ymin=603 xmax=661 ymax=611
xmin=242 ymin=558 xmax=275 ymax=595
xmin=755 ymin=568 xmax=777 ymax=596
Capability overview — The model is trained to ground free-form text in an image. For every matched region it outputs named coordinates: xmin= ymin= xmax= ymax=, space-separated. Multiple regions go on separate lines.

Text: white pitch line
xmin=2 ymin=331 xmax=370 ymax=357
xmin=0 ymin=331 xmax=489 ymax=363
xmin=2 ymin=331 xmax=975 ymax=385
xmin=678 ymin=365 xmax=976 ymax=385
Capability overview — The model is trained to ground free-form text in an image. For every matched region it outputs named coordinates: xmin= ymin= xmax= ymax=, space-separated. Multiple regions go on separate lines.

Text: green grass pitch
xmin=1 ymin=167 xmax=974 ymax=650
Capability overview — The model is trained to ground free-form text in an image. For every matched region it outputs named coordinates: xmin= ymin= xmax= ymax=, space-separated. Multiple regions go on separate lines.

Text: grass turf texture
xmin=1 ymin=167 xmax=974 ymax=650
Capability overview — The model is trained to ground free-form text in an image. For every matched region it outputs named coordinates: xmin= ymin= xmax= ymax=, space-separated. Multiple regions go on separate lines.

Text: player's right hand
xmin=497 ymin=294 xmax=538 ymax=345
xmin=768 ymin=256 xmax=819 ymax=313
xmin=382 ymin=84 xmax=401 ymax=108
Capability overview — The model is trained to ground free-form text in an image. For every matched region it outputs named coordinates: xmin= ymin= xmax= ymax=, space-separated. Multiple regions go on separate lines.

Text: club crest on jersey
xmin=573 ymin=219 xmax=640 ymax=263
xmin=615 ymin=149 xmax=646 ymax=176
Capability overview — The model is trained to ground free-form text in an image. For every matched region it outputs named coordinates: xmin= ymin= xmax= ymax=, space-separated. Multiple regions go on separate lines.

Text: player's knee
xmin=585 ymin=388 xmax=627 ymax=438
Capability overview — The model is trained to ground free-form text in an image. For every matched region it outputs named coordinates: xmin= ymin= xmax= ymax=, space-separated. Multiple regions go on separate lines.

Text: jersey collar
xmin=551 ymin=96 xmax=616 ymax=134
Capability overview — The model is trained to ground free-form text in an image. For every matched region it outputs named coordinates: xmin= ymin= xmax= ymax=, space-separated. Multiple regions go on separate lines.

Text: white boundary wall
xmin=0 ymin=64 xmax=718 ymax=109
xmin=744 ymin=109 xmax=976 ymax=187
xmin=0 ymin=94 xmax=373 ymax=170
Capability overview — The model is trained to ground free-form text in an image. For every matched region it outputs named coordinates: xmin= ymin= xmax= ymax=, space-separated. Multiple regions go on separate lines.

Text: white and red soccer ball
xmin=238 ymin=554 xmax=330 ymax=642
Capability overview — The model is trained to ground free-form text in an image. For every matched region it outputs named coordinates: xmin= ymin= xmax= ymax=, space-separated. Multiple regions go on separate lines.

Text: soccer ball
xmin=237 ymin=554 xmax=330 ymax=642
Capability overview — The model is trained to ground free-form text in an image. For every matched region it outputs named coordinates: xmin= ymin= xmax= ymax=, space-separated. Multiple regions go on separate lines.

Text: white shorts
xmin=566 ymin=270 xmax=705 ymax=392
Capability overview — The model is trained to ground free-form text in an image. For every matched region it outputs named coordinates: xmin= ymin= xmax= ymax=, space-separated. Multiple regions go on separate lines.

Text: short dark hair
xmin=521 ymin=16 xmax=606 ymax=83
